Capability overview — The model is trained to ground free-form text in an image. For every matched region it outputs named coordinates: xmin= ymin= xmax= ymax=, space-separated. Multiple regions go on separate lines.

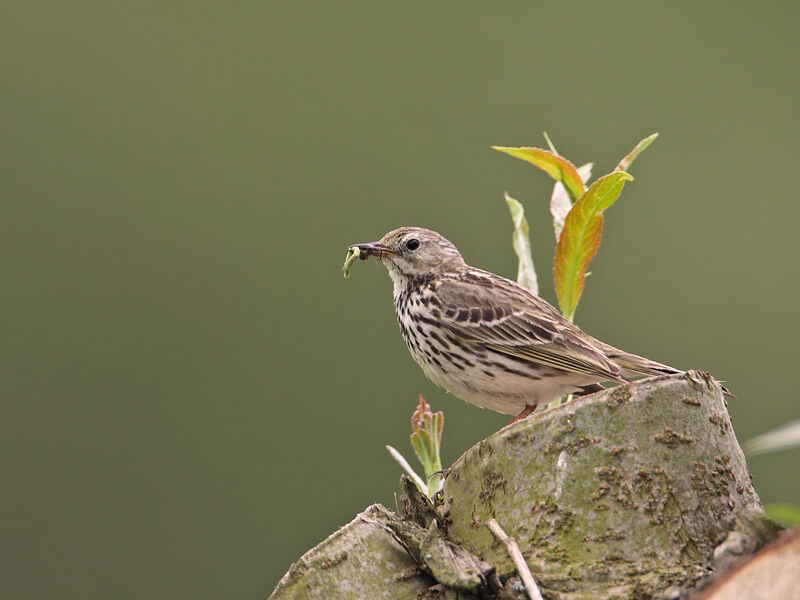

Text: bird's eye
xmin=405 ymin=238 xmax=420 ymax=251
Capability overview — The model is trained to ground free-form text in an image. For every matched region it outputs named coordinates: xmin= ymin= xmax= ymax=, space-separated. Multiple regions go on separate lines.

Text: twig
xmin=486 ymin=518 xmax=543 ymax=600
xmin=385 ymin=445 xmax=428 ymax=496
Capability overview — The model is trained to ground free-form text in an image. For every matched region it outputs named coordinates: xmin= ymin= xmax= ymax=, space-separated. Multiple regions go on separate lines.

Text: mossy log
xmin=270 ymin=372 xmax=779 ymax=599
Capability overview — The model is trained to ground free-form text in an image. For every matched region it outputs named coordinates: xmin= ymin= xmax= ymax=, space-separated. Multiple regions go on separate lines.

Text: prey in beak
xmin=343 ymin=241 xmax=395 ymax=278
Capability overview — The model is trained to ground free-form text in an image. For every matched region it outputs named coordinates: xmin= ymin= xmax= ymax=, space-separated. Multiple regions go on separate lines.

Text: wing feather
xmin=436 ymin=273 xmax=623 ymax=381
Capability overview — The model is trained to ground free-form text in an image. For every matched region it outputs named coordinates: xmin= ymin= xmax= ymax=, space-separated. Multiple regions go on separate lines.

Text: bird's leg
xmin=507 ymin=403 xmax=538 ymax=426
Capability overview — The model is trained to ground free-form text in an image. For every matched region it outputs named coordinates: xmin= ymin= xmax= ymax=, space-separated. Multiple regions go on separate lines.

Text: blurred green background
xmin=3 ymin=2 xmax=798 ymax=598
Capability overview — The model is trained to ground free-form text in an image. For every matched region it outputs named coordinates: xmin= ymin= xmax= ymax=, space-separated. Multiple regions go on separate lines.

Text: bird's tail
xmin=599 ymin=342 xmax=733 ymax=397
xmin=593 ymin=341 xmax=679 ymax=379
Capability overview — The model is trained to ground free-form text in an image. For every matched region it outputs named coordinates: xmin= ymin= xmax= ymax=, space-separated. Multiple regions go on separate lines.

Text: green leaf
xmin=764 ymin=503 xmax=800 ymax=527
xmin=554 ymin=171 xmax=633 ymax=321
xmin=493 ymin=146 xmax=585 ymax=202
xmin=615 ymin=133 xmax=658 ymax=172
xmin=504 ymin=192 xmax=538 ymax=294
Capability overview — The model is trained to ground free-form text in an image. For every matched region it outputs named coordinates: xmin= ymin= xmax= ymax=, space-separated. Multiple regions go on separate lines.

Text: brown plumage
xmin=351 ymin=227 xmax=679 ymax=418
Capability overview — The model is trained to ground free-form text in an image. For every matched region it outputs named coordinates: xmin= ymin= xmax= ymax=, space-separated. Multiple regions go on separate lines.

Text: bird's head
xmin=351 ymin=227 xmax=466 ymax=281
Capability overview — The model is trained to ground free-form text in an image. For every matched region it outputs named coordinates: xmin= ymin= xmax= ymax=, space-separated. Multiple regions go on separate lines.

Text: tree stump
xmin=269 ymin=372 xmax=779 ymax=599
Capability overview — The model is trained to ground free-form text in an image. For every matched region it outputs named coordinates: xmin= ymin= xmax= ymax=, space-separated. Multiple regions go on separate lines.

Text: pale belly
xmin=404 ymin=334 xmax=597 ymax=415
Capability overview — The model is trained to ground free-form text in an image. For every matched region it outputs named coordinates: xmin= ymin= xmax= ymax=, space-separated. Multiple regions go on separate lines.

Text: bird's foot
xmin=506 ymin=403 xmax=538 ymax=426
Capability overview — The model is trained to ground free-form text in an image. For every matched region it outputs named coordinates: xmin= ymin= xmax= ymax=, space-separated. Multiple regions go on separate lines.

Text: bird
xmin=349 ymin=226 xmax=681 ymax=422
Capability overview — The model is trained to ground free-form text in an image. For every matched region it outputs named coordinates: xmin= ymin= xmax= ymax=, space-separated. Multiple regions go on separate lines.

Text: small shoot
xmin=386 ymin=395 xmax=445 ymax=499
xmin=342 ymin=246 xmax=360 ymax=278
xmin=504 ymin=192 xmax=538 ymax=294
xmin=410 ymin=395 xmax=444 ymax=497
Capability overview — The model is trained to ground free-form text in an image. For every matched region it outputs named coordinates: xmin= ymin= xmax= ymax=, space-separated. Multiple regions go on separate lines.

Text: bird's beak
xmin=351 ymin=242 xmax=396 ymax=260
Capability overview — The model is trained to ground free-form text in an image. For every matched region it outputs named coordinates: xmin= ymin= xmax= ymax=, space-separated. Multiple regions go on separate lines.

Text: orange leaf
xmin=554 ymin=171 xmax=633 ymax=320
xmin=492 ymin=146 xmax=585 ymax=202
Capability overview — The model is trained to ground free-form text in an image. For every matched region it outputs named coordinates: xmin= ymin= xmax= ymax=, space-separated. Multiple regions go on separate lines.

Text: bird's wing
xmin=434 ymin=273 xmax=623 ymax=381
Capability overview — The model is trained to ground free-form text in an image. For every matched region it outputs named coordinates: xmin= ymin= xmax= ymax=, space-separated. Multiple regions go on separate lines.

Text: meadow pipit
xmin=350 ymin=227 xmax=679 ymax=421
